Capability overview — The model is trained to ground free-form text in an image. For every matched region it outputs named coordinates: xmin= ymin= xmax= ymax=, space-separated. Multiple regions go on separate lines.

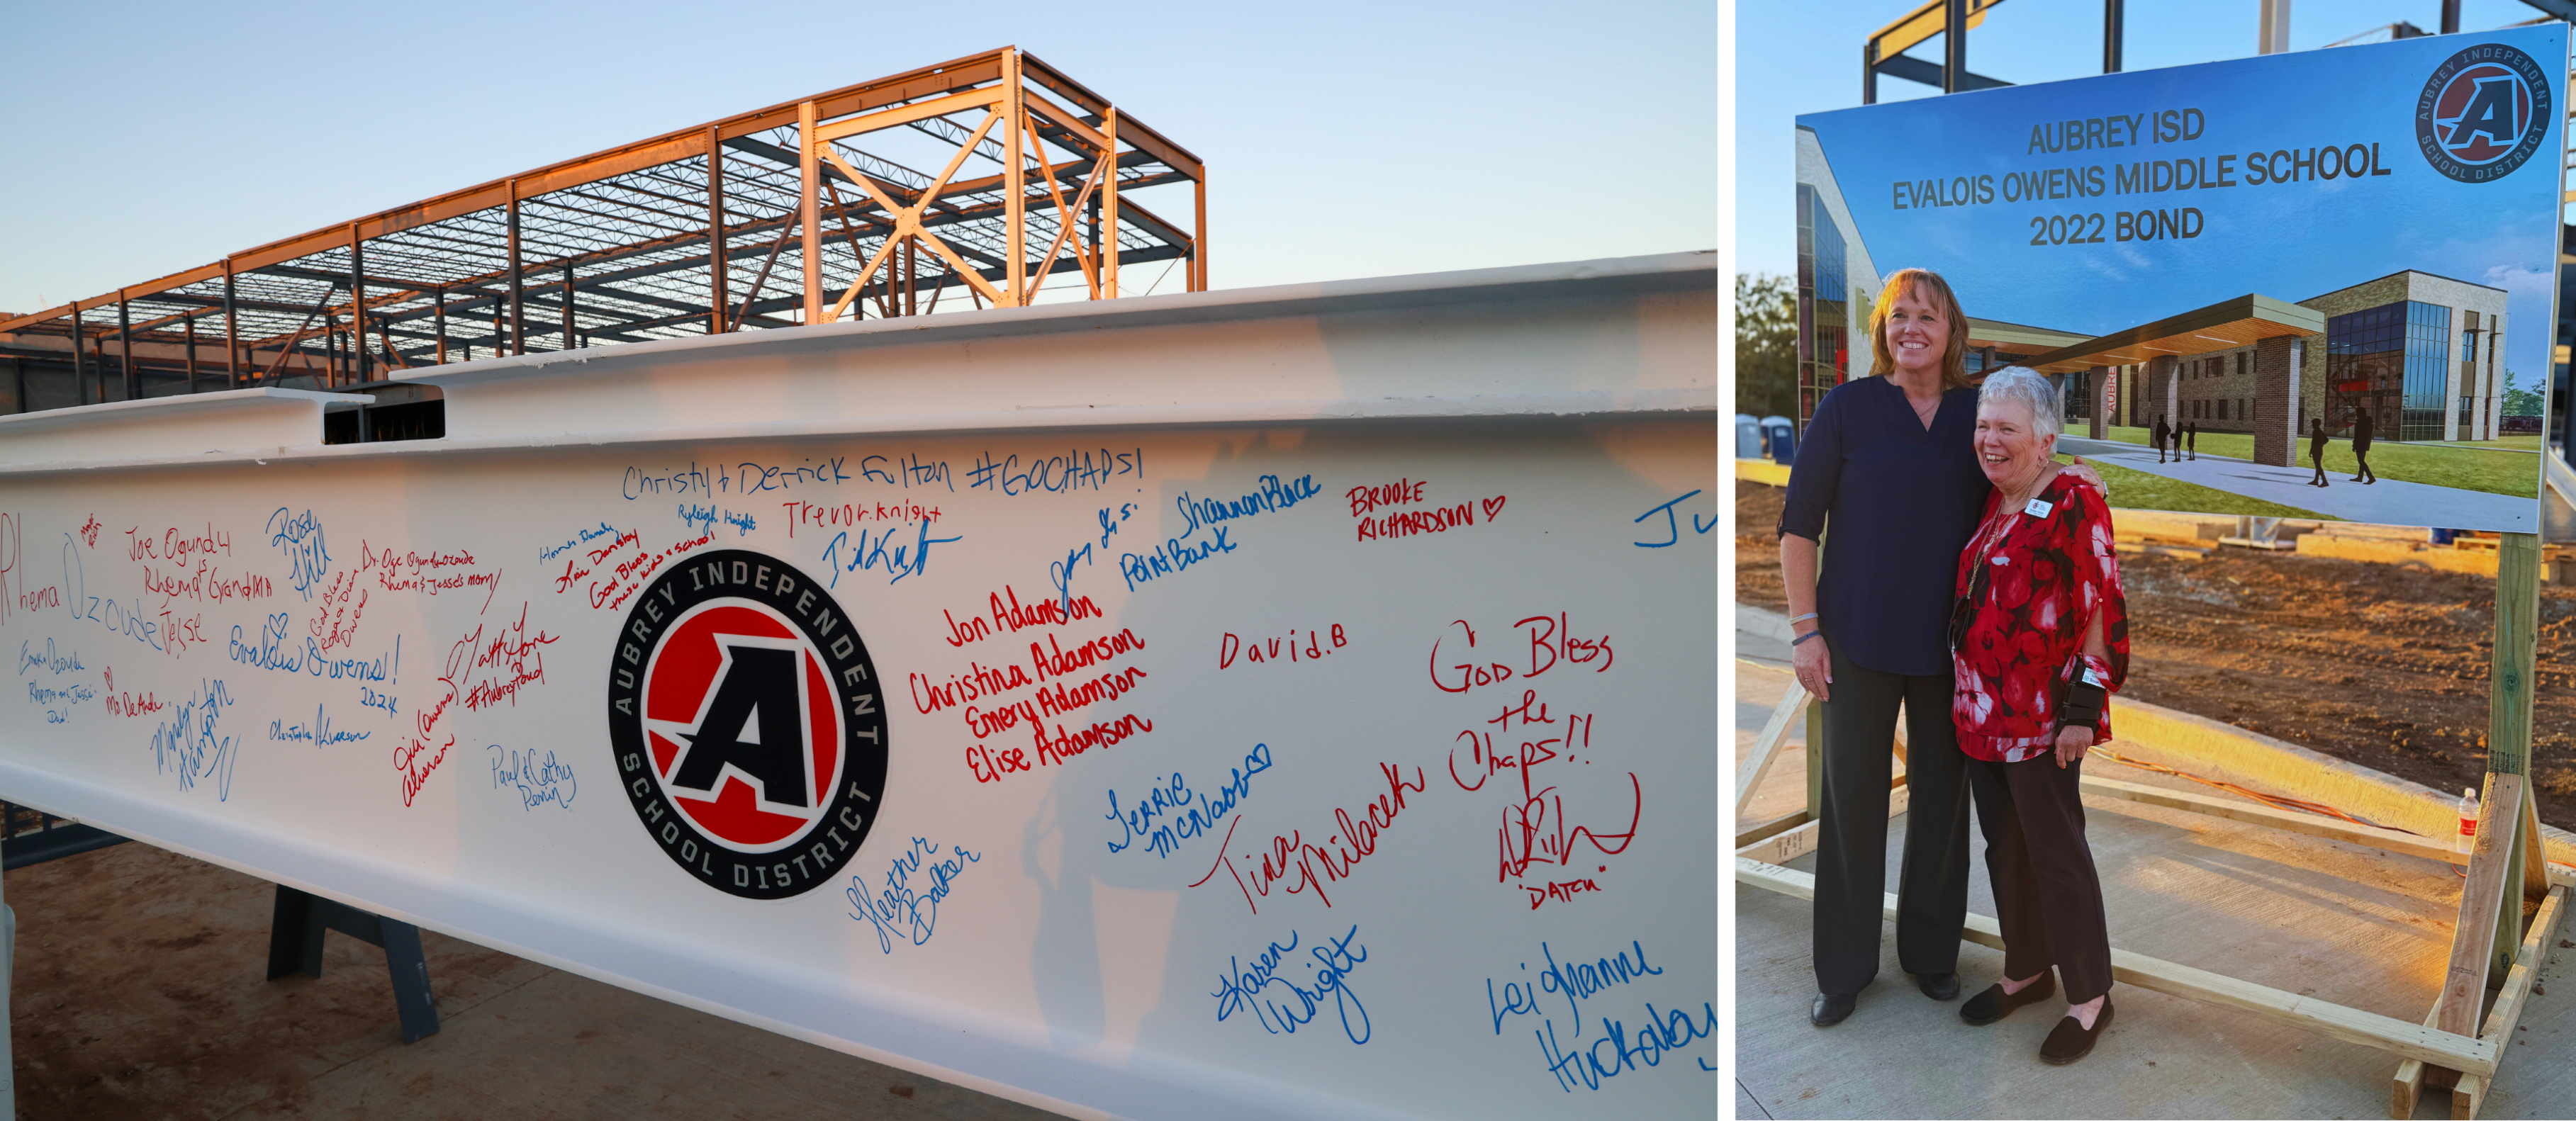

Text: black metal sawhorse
xmin=265 ymin=884 xmax=441 ymax=1043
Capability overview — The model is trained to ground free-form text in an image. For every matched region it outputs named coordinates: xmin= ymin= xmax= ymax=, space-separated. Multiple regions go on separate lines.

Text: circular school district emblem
xmin=2416 ymin=43 xmax=2551 ymax=183
xmin=606 ymin=549 xmax=887 ymax=899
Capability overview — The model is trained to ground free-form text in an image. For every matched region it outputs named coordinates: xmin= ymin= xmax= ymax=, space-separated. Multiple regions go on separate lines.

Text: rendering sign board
xmin=0 ymin=257 xmax=1717 ymax=1120
xmin=1796 ymin=25 xmax=2565 ymax=532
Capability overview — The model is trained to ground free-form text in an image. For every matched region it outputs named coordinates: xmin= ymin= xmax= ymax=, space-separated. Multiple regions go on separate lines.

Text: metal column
xmin=118 ymin=293 xmax=135 ymax=401
xmin=508 ymin=179 xmax=525 ymax=355
xmin=2104 ymin=0 xmax=2124 ymax=72
xmin=798 ymin=101 xmax=821 ymax=324
xmin=349 ymin=223 xmax=369 ymax=381
xmin=222 ymin=261 xmax=240 ymax=390
xmin=707 ymin=125 xmax=727 ymax=334
xmin=1943 ymin=0 xmax=1969 ymax=93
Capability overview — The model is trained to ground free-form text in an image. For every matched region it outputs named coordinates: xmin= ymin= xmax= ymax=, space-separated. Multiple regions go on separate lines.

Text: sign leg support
xmin=265 ymin=884 xmax=441 ymax=1044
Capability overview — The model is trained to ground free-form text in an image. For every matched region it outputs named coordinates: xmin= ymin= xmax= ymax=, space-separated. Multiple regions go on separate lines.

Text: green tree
xmin=1736 ymin=272 xmax=1796 ymax=419
xmin=2502 ymin=368 xmax=2542 ymax=417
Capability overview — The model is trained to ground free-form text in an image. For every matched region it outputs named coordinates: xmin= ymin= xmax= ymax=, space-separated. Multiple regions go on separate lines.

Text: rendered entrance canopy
xmin=0 ymin=255 xmax=1717 ymax=1121
xmin=1796 ymin=25 xmax=2562 ymax=533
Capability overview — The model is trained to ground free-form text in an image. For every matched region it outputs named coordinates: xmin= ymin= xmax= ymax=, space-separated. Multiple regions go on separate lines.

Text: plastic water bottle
xmin=2458 ymin=787 xmax=2480 ymax=851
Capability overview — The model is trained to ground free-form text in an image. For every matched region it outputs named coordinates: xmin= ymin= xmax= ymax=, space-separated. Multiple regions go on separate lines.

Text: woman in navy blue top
xmin=1776 ymin=268 xmax=2102 ymax=1027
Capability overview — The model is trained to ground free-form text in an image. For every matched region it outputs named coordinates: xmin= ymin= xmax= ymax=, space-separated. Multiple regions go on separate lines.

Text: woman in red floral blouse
xmin=1947 ymin=366 xmax=2127 ymax=1066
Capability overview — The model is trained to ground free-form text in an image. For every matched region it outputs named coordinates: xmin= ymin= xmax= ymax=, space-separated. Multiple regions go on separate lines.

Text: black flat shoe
xmin=2040 ymin=998 xmax=2113 ymax=1064
xmin=1915 ymin=971 xmax=1959 ymax=1001
xmin=1959 ymin=973 xmax=2056 ymax=1026
xmin=1810 ymin=991 xmax=1857 ymax=1027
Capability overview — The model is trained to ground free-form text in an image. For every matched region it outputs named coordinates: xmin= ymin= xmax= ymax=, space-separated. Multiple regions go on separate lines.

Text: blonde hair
xmin=1866 ymin=268 xmax=1973 ymax=393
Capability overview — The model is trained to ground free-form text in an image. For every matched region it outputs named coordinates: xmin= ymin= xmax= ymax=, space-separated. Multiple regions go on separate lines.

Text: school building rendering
xmin=1796 ymin=129 xmax=2509 ymax=465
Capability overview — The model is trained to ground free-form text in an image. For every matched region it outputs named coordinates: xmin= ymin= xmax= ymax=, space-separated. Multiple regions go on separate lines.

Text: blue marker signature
xmin=822 ymin=520 xmax=961 ymax=590
xmin=1104 ymin=743 xmax=1272 ymax=859
xmin=269 ymin=705 xmax=371 ymax=746
xmin=488 ymin=745 xmax=578 ymax=810
xmin=846 ymin=837 xmax=980 ymax=953
xmin=149 ymin=678 xmax=239 ymax=801
xmin=1633 ymin=490 xmax=1715 ymax=548
xmin=267 ymin=507 xmax=331 ymax=599
xmin=1211 ymin=925 xmax=1371 ymax=1045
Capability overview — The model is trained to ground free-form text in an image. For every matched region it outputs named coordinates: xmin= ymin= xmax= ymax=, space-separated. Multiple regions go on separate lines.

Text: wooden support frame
xmin=1735 ymin=680 xmax=1807 ymax=818
xmin=1732 ymin=646 xmax=2564 ymax=1110
xmin=1737 ymin=858 xmax=2499 ymax=1074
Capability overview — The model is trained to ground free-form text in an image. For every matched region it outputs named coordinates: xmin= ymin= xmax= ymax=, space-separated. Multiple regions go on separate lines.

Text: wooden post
xmin=433 ymin=287 xmax=447 ymax=365
xmin=1002 ymin=52 xmax=1026 ymax=305
xmin=184 ymin=315 xmax=197 ymax=394
xmin=2489 ymin=532 xmax=2541 ymax=976
xmin=1103 ymin=108 xmax=1120 ymax=298
xmin=798 ymin=100 xmax=821 ymax=325
xmin=561 ymin=262 xmax=576 ymax=350
xmin=707 ymin=125 xmax=728 ymax=334
xmin=1193 ymin=174 xmax=1209 ymax=292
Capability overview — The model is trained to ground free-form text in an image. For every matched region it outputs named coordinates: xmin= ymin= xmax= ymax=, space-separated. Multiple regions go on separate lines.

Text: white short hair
xmin=1978 ymin=366 xmax=2061 ymax=441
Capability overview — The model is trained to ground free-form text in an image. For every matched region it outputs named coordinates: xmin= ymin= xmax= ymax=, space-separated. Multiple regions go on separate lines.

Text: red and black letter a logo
xmin=671 ymin=643 xmax=811 ymax=808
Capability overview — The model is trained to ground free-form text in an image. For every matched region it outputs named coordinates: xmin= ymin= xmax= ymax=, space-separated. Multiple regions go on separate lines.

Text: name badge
xmin=2022 ymin=497 xmax=2054 ymax=519
xmin=2081 ymin=665 xmax=2103 ymax=687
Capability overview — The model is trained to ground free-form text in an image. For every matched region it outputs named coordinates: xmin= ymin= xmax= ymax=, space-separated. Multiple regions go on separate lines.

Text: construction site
xmin=0 ymin=47 xmax=1206 ymax=426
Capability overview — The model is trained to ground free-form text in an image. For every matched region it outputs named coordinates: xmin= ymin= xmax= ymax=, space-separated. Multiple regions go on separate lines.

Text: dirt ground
xmin=1737 ymin=480 xmax=2576 ymax=832
xmin=5 ymin=840 xmax=1048 ymax=1121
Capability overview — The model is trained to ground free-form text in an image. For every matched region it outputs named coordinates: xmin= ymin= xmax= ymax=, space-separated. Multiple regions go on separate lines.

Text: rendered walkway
xmin=1732 ymin=630 xmax=2575 ymax=1118
xmin=2056 ymin=438 xmax=2538 ymax=533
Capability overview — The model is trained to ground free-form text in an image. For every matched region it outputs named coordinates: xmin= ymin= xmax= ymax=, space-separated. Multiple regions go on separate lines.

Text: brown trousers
xmin=1966 ymin=753 xmax=2113 ymax=1004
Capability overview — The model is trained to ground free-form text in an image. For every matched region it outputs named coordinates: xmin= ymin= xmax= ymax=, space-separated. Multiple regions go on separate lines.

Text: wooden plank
xmin=1804 ymin=700 xmax=1825 ymax=819
xmin=1735 ymin=859 xmax=2500 ymax=1074
xmin=1733 ymin=810 xmax=1808 ymax=850
xmin=2436 ymin=774 xmax=2524 ymax=1044
xmin=1734 ymin=781 xmax=1910 ymax=865
xmin=2080 ymin=774 xmax=2465 ymax=865
xmin=1735 ymin=681 xmax=1808 ymax=818
xmin=2448 ymin=885 xmax=2568 ymax=1119
xmin=2522 ymin=790 xmax=2550 ymax=903
xmin=2392 ymin=1003 xmax=2443 ymax=1120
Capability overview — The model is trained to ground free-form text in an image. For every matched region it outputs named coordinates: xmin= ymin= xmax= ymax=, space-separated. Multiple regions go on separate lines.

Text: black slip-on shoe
xmin=1810 ymin=991 xmax=1857 ymax=1027
xmin=2039 ymin=998 xmax=2114 ymax=1065
xmin=1915 ymin=971 xmax=1960 ymax=1001
xmin=1959 ymin=973 xmax=2056 ymax=1026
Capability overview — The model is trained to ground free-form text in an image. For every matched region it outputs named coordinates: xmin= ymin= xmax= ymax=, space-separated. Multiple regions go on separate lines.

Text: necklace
xmin=1995 ymin=469 xmax=2054 ymax=518
xmin=1908 ymin=393 xmax=1939 ymax=427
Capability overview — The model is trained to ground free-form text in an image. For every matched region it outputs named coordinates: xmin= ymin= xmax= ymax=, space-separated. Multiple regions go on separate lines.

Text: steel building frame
xmin=0 ymin=47 xmax=1206 ymax=407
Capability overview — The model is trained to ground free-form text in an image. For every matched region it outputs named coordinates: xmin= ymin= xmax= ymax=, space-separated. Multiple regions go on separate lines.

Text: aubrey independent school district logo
xmin=607 ymin=550 xmax=888 ymax=900
xmin=2417 ymin=42 xmax=2552 ymax=183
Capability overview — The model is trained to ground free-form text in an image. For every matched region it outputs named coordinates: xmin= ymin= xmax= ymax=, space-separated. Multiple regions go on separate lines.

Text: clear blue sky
xmin=1736 ymin=0 xmax=2558 ymax=282
xmin=0 ymin=1 xmax=1715 ymax=317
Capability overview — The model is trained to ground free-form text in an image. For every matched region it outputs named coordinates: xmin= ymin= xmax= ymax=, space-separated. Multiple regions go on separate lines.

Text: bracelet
xmin=1792 ymin=630 xmax=1825 ymax=646
xmin=1788 ymin=612 xmax=1819 ymax=624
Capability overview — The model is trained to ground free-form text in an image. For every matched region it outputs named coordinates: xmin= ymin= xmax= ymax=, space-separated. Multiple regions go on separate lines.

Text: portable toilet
xmin=1762 ymin=416 xmax=1796 ymax=464
xmin=1735 ymin=414 xmax=1762 ymax=459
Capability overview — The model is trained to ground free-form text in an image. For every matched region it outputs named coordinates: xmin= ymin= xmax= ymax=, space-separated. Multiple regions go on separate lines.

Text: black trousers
xmin=1966 ymin=753 xmax=2114 ymax=1004
xmin=2353 ymin=447 xmax=2376 ymax=482
xmin=1812 ymin=640 xmax=1972 ymax=995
